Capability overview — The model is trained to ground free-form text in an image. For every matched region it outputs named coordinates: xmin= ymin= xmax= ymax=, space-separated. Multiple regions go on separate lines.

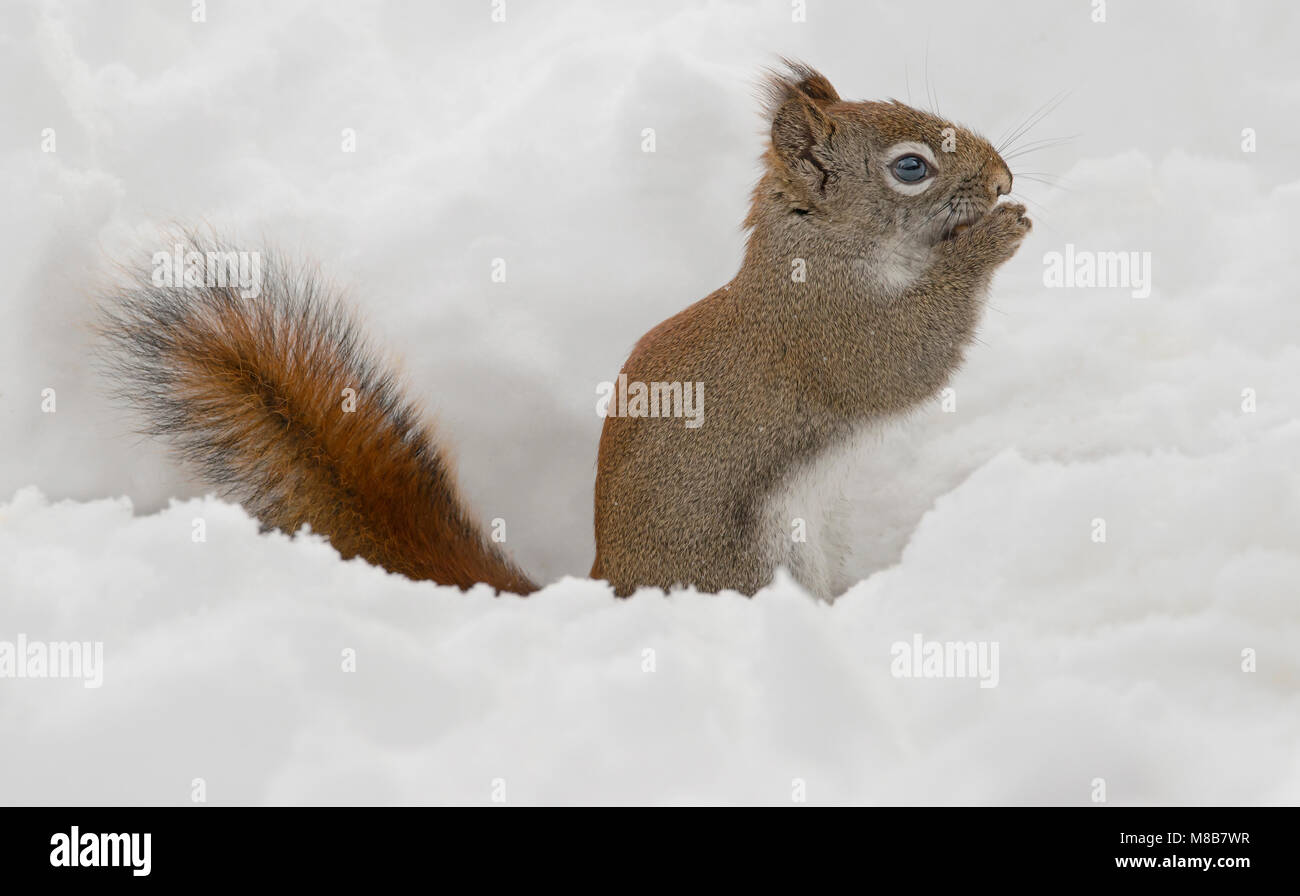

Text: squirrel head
xmin=748 ymin=60 xmax=1014 ymax=259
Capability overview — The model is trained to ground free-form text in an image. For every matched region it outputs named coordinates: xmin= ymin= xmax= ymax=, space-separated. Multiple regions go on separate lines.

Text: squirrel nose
xmin=992 ymin=159 xmax=1013 ymax=198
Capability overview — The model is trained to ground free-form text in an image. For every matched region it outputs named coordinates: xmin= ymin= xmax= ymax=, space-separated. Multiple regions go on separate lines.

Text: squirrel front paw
xmin=942 ymin=202 xmax=1032 ymax=269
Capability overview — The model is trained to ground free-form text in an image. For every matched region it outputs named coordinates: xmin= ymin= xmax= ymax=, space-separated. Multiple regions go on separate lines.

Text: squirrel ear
xmin=764 ymin=62 xmax=838 ymax=200
xmin=770 ymin=93 xmax=832 ymax=166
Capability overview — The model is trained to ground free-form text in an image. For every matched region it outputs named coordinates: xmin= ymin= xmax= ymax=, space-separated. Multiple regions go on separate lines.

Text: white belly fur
xmin=760 ymin=424 xmax=881 ymax=601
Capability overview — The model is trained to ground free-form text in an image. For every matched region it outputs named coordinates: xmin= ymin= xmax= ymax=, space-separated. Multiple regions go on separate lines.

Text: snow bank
xmin=2 ymin=483 xmax=1296 ymax=805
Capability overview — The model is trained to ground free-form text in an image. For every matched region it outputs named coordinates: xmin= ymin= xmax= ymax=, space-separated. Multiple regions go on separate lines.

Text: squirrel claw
xmin=942 ymin=202 xmax=1031 ymax=265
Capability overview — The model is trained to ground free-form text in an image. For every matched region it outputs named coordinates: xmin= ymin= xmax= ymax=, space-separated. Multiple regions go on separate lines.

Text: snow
xmin=3 ymin=479 xmax=1297 ymax=805
xmin=2 ymin=0 xmax=1299 ymax=804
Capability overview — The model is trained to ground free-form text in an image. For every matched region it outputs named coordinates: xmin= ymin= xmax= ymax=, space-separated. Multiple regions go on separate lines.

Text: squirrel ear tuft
xmin=761 ymin=59 xmax=842 ymax=119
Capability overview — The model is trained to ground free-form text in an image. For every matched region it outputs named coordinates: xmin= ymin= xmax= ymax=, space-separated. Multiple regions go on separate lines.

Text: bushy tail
xmin=99 ymin=235 xmax=536 ymax=593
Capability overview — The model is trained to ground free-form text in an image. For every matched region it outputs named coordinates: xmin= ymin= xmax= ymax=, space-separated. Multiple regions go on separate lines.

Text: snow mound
xmin=2 ymin=480 xmax=1296 ymax=806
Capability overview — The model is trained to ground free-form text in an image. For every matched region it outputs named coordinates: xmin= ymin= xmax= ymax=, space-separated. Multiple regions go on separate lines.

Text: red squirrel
xmin=101 ymin=62 xmax=1030 ymax=599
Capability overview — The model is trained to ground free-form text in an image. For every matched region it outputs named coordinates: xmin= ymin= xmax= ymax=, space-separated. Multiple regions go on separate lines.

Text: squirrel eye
xmin=892 ymin=155 xmax=929 ymax=183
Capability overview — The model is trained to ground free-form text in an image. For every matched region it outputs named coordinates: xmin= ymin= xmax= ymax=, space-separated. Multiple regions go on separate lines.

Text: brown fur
xmin=100 ymin=242 xmax=533 ymax=593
